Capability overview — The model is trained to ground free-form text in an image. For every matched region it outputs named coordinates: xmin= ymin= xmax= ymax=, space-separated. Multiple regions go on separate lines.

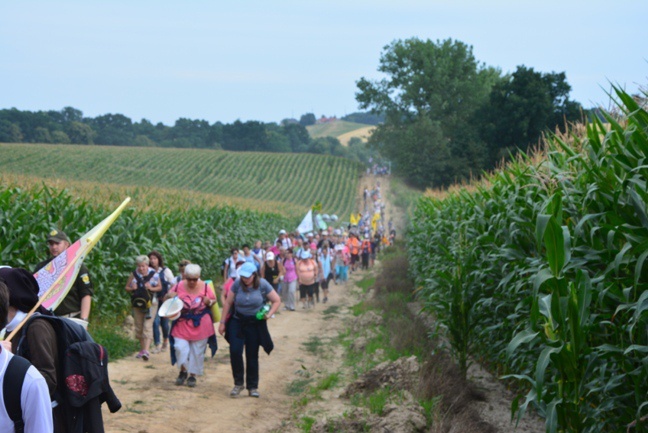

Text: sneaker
xmin=161 ymin=341 xmax=168 ymax=352
xmin=135 ymin=350 xmax=144 ymax=359
xmin=230 ymin=385 xmax=245 ymax=397
xmin=141 ymin=350 xmax=150 ymax=361
xmin=323 ymin=297 xmax=328 ymax=303
xmin=249 ymin=389 xmax=260 ymax=398
xmin=175 ymin=371 xmax=188 ymax=386
xmin=151 ymin=345 xmax=161 ymax=354
xmin=187 ymin=376 xmax=197 ymax=388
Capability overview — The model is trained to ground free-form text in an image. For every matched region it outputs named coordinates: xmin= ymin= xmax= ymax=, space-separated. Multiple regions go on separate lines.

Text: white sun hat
xmin=158 ymin=296 xmax=183 ymax=320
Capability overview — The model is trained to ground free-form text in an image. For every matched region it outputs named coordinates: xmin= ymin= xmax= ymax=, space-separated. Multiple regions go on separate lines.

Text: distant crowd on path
xmin=0 ymin=181 xmax=396 ymax=433
xmin=119 ymin=181 xmax=395 ymax=399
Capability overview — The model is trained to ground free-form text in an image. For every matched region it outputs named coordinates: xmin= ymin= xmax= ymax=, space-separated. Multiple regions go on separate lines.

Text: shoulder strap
xmin=4 ymin=354 xmax=31 ymax=433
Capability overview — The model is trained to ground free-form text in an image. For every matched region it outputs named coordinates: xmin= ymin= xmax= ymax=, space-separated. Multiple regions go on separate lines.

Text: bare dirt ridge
xmin=103 ymin=175 xmax=543 ymax=433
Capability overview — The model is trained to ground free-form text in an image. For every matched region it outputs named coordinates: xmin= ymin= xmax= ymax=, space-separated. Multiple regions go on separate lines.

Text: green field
xmin=409 ymin=87 xmax=648 ymax=431
xmin=306 ymin=120 xmax=371 ymax=140
xmin=0 ymin=143 xmax=362 ymax=220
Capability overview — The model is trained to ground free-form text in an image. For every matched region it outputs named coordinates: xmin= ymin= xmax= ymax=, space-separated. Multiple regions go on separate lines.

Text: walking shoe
xmin=175 ymin=371 xmax=188 ymax=386
xmin=135 ymin=350 xmax=144 ymax=359
xmin=141 ymin=350 xmax=150 ymax=361
xmin=151 ymin=345 xmax=161 ymax=354
xmin=161 ymin=341 xmax=168 ymax=351
xmin=249 ymin=389 xmax=260 ymax=398
xmin=323 ymin=297 xmax=328 ymax=303
xmin=187 ymin=376 xmax=197 ymax=388
xmin=230 ymin=385 xmax=245 ymax=397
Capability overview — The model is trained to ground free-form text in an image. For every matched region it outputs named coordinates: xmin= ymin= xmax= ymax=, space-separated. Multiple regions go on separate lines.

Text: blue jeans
xmin=153 ymin=311 xmax=169 ymax=346
xmin=228 ymin=316 xmax=260 ymax=390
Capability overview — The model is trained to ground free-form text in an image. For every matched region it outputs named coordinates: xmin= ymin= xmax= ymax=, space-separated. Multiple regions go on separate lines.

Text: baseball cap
xmin=47 ymin=229 xmax=70 ymax=243
xmin=300 ymin=250 xmax=312 ymax=259
xmin=266 ymin=252 xmax=275 ymax=261
xmin=238 ymin=262 xmax=257 ymax=278
xmin=279 ymin=229 xmax=287 ymax=235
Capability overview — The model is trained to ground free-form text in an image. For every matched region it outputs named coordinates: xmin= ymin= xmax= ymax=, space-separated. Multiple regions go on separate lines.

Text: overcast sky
xmin=1 ymin=1 xmax=646 ymax=125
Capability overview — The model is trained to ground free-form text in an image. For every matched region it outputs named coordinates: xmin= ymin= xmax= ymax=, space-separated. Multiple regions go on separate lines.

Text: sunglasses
xmin=186 ymin=278 xmax=199 ymax=282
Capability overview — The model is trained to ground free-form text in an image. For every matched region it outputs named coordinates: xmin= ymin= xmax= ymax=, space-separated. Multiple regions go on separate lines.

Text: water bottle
xmin=256 ymin=303 xmax=271 ymax=320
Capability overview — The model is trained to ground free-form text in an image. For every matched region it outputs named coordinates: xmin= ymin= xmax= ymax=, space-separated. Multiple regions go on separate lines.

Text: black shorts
xmin=299 ymin=283 xmax=317 ymax=299
xmin=351 ymin=253 xmax=359 ymax=264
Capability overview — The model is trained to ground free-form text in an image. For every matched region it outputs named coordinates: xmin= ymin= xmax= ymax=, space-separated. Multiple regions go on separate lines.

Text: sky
xmin=1 ymin=1 xmax=646 ymax=125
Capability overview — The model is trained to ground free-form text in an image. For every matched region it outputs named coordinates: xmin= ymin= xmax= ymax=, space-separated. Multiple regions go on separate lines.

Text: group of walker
xmin=125 ymin=226 xmax=368 ymax=398
xmin=125 ymin=252 xmax=280 ymax=398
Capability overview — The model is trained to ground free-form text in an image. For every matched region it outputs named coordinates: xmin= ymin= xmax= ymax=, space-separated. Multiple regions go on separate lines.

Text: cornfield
xmin=409 ymin=87 xmax=647 ymax=432
xmin=0 ymin=184 xmax=292 ymax=316
xmin=0 ymin=145 xmax=362 ymax=220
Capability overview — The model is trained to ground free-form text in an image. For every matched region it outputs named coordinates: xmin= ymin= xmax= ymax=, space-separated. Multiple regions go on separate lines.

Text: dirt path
xmin=103 ymin=269 xmax=360 ymax=433
xmin=103 ymin=174 xmax=544 ymax=433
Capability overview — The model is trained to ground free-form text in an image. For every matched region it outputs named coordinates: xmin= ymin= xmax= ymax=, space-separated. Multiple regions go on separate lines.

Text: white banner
xmin=297 ymin=209 xmax=313 ymax=234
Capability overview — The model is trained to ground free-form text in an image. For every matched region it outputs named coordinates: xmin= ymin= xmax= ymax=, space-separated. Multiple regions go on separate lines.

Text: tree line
xmin=356 ymin=37 xmax=596 ymax=189
xmin=0 ymin=107 xmax=377 ymax=162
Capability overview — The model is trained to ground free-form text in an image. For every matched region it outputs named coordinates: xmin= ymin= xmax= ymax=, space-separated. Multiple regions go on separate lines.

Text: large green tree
xmin=479 ymin=65 xmax=583 ymax=168
xmin=90 ymin=113 xmax=134 ymax=145
xmin=356 ymin=38 xmax=500 ymax=188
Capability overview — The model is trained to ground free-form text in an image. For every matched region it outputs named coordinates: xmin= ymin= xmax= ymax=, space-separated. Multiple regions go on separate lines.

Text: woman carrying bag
xmin=218 ymin=262 xmax=280 ymax=398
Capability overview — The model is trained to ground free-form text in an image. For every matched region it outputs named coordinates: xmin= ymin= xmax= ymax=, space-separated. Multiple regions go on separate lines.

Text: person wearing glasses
xmin=34 ymin=229 xmax=93 ymax=322
xmin=165 ymin=264 xmax=217 ymax=388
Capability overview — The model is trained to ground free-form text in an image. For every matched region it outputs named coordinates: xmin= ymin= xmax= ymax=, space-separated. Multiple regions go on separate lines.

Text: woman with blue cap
xmin=218 ymin=262 xmax=280 ymax=398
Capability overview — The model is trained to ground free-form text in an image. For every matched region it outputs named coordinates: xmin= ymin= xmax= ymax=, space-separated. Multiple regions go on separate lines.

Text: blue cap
xmin=300 ymin=250 xmax=312 ymax=259
xmin=238 ymin=262 xmax=257 ymax=278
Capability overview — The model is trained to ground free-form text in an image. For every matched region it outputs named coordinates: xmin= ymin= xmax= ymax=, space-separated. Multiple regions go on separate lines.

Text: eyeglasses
xmin=186 ymin=278 xmax=198 ymax=282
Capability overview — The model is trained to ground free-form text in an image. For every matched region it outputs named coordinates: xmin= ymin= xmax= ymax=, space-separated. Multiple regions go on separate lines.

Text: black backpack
xmin=16 ymin=315 xmax=121 ymax=433
xmin=131 ymin=270 xmax=155 ymax=309
xmin=3 ymin=354 xmax=31 ymax=433
xmin=156 ymin=268 xmax=171 ymax=301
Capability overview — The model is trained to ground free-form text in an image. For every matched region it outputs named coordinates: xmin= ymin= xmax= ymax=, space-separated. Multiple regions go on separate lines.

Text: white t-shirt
xmin=0 ymin=347 xmax=53 ymax=433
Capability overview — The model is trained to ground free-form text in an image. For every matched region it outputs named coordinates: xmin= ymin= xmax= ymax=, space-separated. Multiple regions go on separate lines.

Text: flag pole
xmin=4 ymin=197 xmax=130 ymax=342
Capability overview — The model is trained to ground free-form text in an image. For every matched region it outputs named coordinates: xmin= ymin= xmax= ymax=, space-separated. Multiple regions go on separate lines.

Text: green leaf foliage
xmin=0 ymin=184 xmax=292 ymax=317
xmin=409 ymin=86 xmax=648 ymax=432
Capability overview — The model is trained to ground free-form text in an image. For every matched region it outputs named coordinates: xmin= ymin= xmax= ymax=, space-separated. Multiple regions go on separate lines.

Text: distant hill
xmin=337 ymin=126 xmax=375 ymax=146
xmin=307 ymin=120 xmax=375 ymax=146
xmin=0 ymin=143 xmax=362 ymax=219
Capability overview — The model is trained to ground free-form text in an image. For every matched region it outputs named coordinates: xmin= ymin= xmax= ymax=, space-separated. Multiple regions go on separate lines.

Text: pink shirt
xmin=283 ymin=258 xmax=297 ymax=283
xmin=170 ymin=281 xmax=216 ymax=341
